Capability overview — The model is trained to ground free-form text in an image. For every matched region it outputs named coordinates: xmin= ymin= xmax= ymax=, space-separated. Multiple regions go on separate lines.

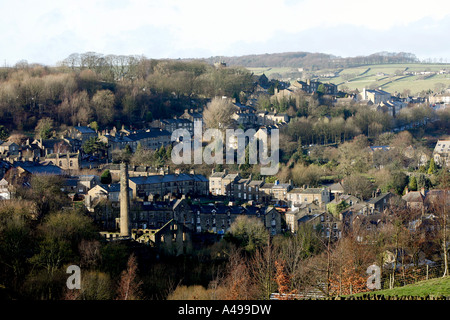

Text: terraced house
xmin=287 ymin=187 xmax=331 ymax=209
xmin=129 ymin=173 xmax=209 ymax=200
xmin=433 ymin=139 xmax=450 ymax=167
xmin=188 ymin=203 xmax=282 ymax=235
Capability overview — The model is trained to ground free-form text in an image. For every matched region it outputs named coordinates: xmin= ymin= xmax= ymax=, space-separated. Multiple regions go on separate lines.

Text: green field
xmin=247 ymin=67 xmax=295 ymax=77
xmin=352 ymin=276 xmax=450 ymax=298
xmin=248 ymin=63 xmax=450 ymax=95
xmin=320 ymin=64 xmax=450 ymax=95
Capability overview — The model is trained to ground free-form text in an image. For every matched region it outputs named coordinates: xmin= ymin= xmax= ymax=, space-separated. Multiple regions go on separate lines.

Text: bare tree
xmin=203 ymin=97 xmax=237 ymax=130
xmin=116 ymin=254 xmax=143 ymax=300
xmin=427 ymin=188 xmax=450 ymax=277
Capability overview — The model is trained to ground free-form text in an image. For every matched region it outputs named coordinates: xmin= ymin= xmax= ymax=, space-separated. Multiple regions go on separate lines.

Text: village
xmin=0 ymin=74 xmax=448 ymax=266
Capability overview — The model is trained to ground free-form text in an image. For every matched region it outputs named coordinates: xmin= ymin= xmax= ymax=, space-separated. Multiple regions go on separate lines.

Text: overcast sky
xmin=1 ymin=0 xmax=450 ymax=66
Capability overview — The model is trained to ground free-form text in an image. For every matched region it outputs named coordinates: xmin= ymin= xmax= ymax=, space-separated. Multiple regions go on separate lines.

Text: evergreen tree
xmin=408 ymin=175 xmax=418 ymax=191
xmin=100 ymin=169 xmax=112 ymax=184
xmin=428 ymin=158 xmax=437 ymax=175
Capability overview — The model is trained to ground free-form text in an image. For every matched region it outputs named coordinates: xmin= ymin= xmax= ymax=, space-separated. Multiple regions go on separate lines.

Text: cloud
xmin=1 ymin=0 xmax=450 ymax=65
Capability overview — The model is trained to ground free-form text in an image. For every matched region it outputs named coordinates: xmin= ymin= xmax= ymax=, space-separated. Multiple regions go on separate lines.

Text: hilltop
xmin=197 ymin=51 xmax=450 ymax=95
xmin=249 ymin=63 xmax=450 ymax=96
xmin=202 ymin=51 xmax=419 ymax=69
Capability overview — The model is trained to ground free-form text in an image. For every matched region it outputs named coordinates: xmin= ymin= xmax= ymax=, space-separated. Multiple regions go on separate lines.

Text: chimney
xmin=119 ymin=162 xmax=130 ymax=237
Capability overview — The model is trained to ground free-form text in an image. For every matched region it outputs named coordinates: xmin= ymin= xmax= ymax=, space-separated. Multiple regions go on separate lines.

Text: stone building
xmin=129 ymin=173 xmax=209 ymax=200
xmin=42 ymin=152 xmax=81 ymax=171
xmin=187 ymin=203 xmax=282 ymax=235
xmin=287 ymin=187 xmax=330 ymax=209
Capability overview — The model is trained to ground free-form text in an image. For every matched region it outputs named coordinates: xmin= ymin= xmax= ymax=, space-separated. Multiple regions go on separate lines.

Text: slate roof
xmin=74 ymin=126 xmax=96 ymax=134
xmin=367 ymin=192 xmax=391 ymax=204
xmin=189 ymin=203 xmax=268 ymax=216
xmin=210 ymin=171 xmax=226 ymax=178
xmin=130 ymin=173 xmax=208 ymax=185
xmin=96 ymin=183 xmax=131 ymax=193
xmin=294 ymin=188 xmax=325 ymax=194
xmin=402 ymin=191 xmax=424 ymax=203
xmin=14 ymin=162 xmax=66 ymax=175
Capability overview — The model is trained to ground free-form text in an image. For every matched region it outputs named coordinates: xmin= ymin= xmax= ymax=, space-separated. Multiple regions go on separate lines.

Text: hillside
xmin=350 ymin=276 xmax=450 ymax=299
xmin=248 ymin=63 xmax=450 ymax=96
xmin=198 ymin=51 xmax=449 ymax=95
xmin=202 ymin=51 xmax=418 ymax=69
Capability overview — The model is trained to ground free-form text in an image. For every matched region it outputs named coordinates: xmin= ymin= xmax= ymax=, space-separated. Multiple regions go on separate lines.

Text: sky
xmin=1 ymin=0 xmax=450 ymax=66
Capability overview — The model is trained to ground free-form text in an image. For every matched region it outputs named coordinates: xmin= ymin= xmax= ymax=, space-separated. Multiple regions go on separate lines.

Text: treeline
xmin=203 ymin=51 xmax=419 ymax=70
xmin=0 ymin=53 xmax=255 ymax=134
xmin=0 ymin=175 xmax=143 ymax=300
xmin=168 ymin=190 xmax=449 ymax=300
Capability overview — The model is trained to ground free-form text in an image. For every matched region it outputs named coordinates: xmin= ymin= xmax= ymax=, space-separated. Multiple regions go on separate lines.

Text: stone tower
xmin=119 ymin=162 xmax=130 ymax=237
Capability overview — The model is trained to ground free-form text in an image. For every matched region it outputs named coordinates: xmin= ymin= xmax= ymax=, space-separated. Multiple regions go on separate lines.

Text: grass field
xmin=352 ymin=276 xmax=450 ymax=298
xmin=321 ymin=64 xmax=450 ymax=94
xmin=247 ymin=63 xmax=450 ymax=95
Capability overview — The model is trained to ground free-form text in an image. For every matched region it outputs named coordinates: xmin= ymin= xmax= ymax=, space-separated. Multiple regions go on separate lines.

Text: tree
xmin=82 ymin=137 xmax=107 ymax=155
xmin=274 ymin=259 xmax=297 ymax=299
xmin=0 ymin=125 xmax=9 ymax=141
xmin=389 ymin=171 xmax=409 ymax=195
xmin=89 ymin=121 xmax=99 ymax=132
xmin=0 ymin=201 xmax=35 ymax=292
xmin=34 ymin=117 xmax=54 ymax=140
xmin=221 ymin=249 xmax=261 ymax=300
xmin=203 ymin=97 xmax=237 ymax=130
xmin=225 ymin=215 xmax=270 ymax=253
xmin=428 ymin=158 xmax=437 ymax=174
xmin=116 ymin=254 xmax=143 ymax=300
xmin=408 ymin=175 xmax=418 ymax=192
xmin=427 ymin=189 xmax=449 ymax=277
xmin=343 ymin=174 xmax=374 ymax=200
xmin=317 ymin=84 xmax=325 ymax=94
xmin=65 ymin=271 xmax=114 ymax=300
xmin=271 ymin=226 xmax=321 ymax=294
xmin=92 ymin=89 xmax=115 ymax=126
xmin=24 ymin=175 xmax=70 ymax=216
xmin=100 ymin=169 xmax=112 ymax=184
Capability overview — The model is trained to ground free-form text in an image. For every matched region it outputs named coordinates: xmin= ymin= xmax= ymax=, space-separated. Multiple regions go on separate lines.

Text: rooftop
xmin=74 ymin=126 xmax=96 ymax=134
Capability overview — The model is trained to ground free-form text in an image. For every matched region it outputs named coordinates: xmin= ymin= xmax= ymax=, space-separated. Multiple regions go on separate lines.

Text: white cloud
xmin=1 ymin=0 xmax=450 ymax=64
